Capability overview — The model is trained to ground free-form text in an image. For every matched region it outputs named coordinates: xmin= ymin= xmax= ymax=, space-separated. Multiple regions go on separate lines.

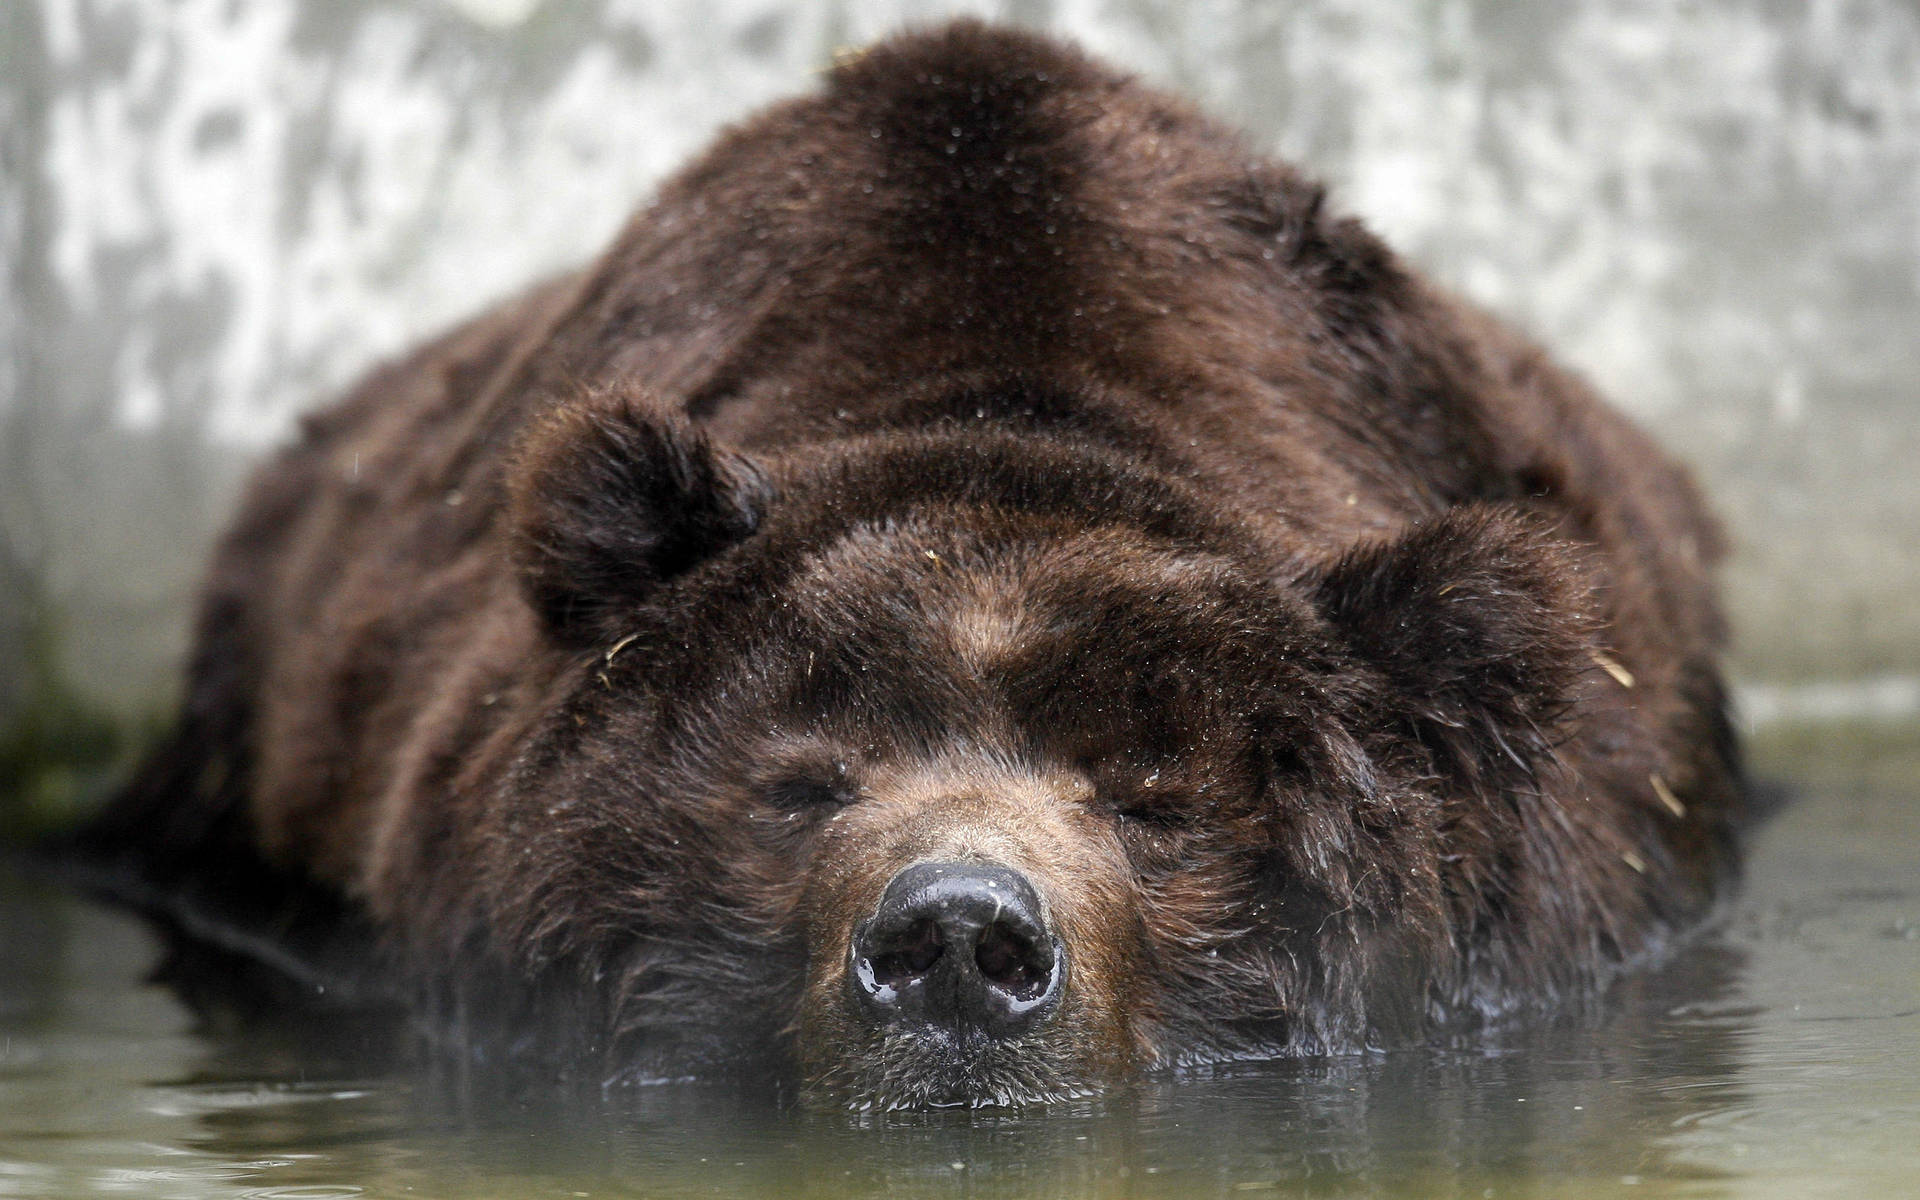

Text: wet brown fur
xmin=82 ymin=22 xmax=1742 ymax=1106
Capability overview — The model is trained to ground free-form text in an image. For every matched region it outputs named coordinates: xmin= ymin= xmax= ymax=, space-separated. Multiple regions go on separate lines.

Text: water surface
xmin=2 ymin=727 xmax=1915 ymax=1199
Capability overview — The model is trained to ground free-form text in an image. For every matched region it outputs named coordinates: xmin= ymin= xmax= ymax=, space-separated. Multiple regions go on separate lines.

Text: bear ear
xmin=1305 ymin=504 xmax=1595 ymax=790
xmin=508 ymin=387 xmax=769 ymax=647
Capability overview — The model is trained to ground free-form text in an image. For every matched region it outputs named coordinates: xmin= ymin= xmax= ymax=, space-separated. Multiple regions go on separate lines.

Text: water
xmin=2 ymin=727 xmax=1916 ymax=1199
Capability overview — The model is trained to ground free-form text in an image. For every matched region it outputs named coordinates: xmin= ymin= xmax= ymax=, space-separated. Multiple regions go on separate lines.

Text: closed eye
xmin=1110 ymin=777 xmax=1195 ymax=829
xmin=1114 ymin=801 xmax=1192 ymax=829
xmin=1078 ymin=758 xmax=1199 ymax=830
xmin=765 ymin=776 xmax=855 ymax=812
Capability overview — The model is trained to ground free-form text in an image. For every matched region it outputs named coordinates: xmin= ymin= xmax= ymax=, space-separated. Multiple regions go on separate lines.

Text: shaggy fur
xmin=80 ymin=21 xmax=1742 ymax=1107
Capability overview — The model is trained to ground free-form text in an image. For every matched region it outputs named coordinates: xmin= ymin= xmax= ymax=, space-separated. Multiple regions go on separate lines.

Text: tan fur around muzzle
xmin=793 ymin=756 xmax=1148 ymax=1104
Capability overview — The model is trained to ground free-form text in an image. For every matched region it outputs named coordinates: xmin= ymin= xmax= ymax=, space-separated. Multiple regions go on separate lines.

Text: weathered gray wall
xmin=4 ymin=0 xmax=1918 ymax=800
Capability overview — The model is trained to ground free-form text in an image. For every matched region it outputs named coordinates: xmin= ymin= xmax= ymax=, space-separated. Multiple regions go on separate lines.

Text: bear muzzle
xmin=849 ymin=860 xmax=1066 ymax=1042
xmin=794 ymin=764 xmax=1142 ymax=1106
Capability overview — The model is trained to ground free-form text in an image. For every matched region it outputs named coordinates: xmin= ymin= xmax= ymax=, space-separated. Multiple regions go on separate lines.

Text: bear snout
xmin=849 ymin=860 xmax=1066 ymax=1041
xmin=794 ymin=765 xmax=1143 ymax=1106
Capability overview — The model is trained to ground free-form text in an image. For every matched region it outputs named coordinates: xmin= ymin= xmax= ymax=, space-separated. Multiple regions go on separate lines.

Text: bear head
xmin=495 ymin=382 xmax=1596 ymax=1108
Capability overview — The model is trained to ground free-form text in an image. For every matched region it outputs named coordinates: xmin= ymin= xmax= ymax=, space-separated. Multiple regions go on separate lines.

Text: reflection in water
xmin=123 ymin=980 xmax=1757 ymax=1200
xmin=5 ymin=729 xmax=1919 ymax=1198
xmin=0 ymin=861 xmax=1752 ymax=1199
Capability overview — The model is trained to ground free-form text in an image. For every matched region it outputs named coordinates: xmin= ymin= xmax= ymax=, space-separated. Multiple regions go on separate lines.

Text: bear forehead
xmin=776 ymin=515 xmax=1308 ymax=672
xmin=697 ymin=516 xmax=1331 ymax=772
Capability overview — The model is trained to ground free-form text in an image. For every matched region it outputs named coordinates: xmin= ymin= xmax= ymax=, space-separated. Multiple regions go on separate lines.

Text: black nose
xmin=851 ymin=861 xmax=1065 ymax=1040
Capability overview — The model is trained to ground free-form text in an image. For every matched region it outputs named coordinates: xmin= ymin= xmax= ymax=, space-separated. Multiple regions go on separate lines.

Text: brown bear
xmin=80 ymin=20 xmax=1743 ymax=1109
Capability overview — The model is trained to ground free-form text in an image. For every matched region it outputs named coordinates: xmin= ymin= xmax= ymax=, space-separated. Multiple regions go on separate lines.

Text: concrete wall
xmin=4 ymin=0 xmax=1917 ymax=806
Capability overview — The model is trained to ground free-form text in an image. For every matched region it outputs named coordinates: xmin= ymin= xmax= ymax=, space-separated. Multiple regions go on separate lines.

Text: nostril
xmin=973 ymin=920 xmax=1049 ymax=1000
xmin=868 ymin=917 xmax=945 ymax=987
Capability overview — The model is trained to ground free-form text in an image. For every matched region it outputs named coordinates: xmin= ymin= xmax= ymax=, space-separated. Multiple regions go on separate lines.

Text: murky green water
xmin=3 ymin=727 xmax=1916 ymax=1199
